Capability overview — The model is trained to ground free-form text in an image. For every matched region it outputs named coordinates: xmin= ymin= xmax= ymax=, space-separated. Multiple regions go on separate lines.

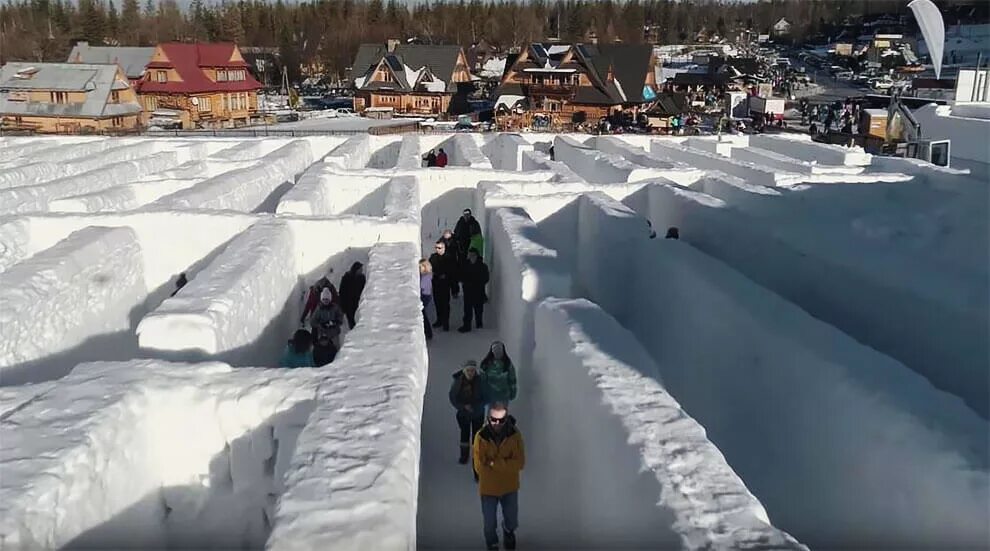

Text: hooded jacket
xmin=338 ymin=266 xmax=366 ymax=312
xmin=454 ymin=216 xmax=482 ymax=253
xmin=449 ymin=370 xmax=485 ymax=416
xmin=480 ymin=344 xmax=517 ymax=403
xmin=473 ymin=415 xmax=525 ymax=497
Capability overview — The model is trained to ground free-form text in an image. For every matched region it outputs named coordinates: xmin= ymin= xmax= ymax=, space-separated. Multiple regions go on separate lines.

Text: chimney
xmin=387 ymin=39 xmax=400 ymax=53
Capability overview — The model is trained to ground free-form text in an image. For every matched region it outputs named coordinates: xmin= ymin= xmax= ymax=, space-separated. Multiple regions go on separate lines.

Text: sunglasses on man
xmin=488 ymin=416 xmax=505 ymax=424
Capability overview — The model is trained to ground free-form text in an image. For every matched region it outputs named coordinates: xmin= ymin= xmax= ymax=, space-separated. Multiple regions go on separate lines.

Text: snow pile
xmin=0 ymin=152 xmax=178 ymax=213
xmin=627 ymin=181 xmax=989 ymax=418
xmin=153 ymin=141 xmax=313 ymax=212
xmin=270 ymin=242 xmax=428 ymax=551
xmin=488 ymin=207 xmax=572 ymax=368
xmin=323 ymin=135 xmax=373 ymax=170
xmin=534 ymin=298 xmax=806 ymax=550
xmin=0 ymin=226 xmax=146 ymax=382
xmin=553 ymin=136 xmax=660 ymax=183
xmin=617 ymin=238 xmax=989 ymax=547
xmin=749 ymin=134 xmax=872 ymax=167
xmin=137 ymin=220 xmax=296 ymax=365
xmin=649 ymin=139 xmax=803 ymax=187
xmin=481 ymin=133 xmax=535 ymax=171
xmin=0 ymin=360 xmax=320 ymax=549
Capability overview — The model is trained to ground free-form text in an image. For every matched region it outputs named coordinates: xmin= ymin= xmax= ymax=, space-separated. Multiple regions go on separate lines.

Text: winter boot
xmin=458 ymin=446 xmax=469 ymax=464
xmin=486 ymin=544 xmax=498 ymax=551
xmin=476 ymin=320 xmax=483 ymax=329
xmin=458 ymin=325 xmax=471 ymax=333
xmin=503 ymin=530 xmax=516 ymax=550
xmin=432 ymin=320 xmax=443 ymax=328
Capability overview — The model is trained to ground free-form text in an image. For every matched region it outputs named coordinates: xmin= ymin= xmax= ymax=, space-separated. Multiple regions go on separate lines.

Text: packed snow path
xmin=417 ymin=297 xmax=681 ymax=549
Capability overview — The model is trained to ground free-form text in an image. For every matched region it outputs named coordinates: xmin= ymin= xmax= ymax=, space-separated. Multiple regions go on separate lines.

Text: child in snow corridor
xmin=301 ymin=274 xmax=338 ymax=324
xmin=449 ymin=360 xmax=485 ymax=464
xmin=279 ymin=329 xmax=314 ymax=368
xmin=310 ymin=287 xmax=344 ymax=366
xmin=473 ymin=401 xmax=525 ymax=551
xmin=420 ymin=258 xmax=433 ymax=341
xmin=338 ymin=262 xmax=366 ymax=329
xmin=480 ymin=341 xmax=517 ymax=409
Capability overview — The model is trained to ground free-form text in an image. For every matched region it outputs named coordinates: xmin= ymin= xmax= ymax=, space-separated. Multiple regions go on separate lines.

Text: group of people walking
xmin=279 ymin=262 xmax=366 ymax=368
xmin=421 ymin=208 xmax=490 ymax=338
xmin=448 ymin=341 xmax=524 ymax=550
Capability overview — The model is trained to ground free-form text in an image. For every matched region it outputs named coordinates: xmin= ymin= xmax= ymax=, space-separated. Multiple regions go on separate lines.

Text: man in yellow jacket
xmin=472 ymin=402 xmax=525 ymax=550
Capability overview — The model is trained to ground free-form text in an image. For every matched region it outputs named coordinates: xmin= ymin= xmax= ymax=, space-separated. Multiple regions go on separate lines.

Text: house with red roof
xmin=136 ymin=42 xmax=262 ymax=129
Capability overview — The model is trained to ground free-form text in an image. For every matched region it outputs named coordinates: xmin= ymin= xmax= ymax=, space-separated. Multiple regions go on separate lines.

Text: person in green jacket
xmin=469 ymin=229 xmax=484 ymax=261
xmin=480 ymin=341 xmax=517 ymax=407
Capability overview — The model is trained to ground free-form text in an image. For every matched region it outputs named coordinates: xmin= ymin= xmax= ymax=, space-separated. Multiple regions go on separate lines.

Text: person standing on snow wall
xmin=449 ymin=360 xmax=485 ymax=464
xmin=473 ymin=402 xmax=525 ymax=551
xmin=429 ymin=240 xmax=456 ymax=332
xmin=459 ymin=248 xmax=489 ymax=333
xmin=480 ymin=341 xmax=517 ymax=408
xmin=338 ymin=262 xmax=366 ymax=329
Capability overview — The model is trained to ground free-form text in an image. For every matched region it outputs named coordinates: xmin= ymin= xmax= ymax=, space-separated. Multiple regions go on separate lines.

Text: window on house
xmin=198 ymin=97 xmax=211 ymax=112
xmin=217 ymin=70 xmax=227 ymax=82
xmin=50 ymin=91 xmax=69 ymax=104
xmin=112 ymin=116 xmax=123 ymax=126
xmin=146 ymin=96 xmax=157 ymax=110
xmin=156 ymin=71 xmax=167 ymax=83
xmin=224 ymin=94 xmax=230 ymax=111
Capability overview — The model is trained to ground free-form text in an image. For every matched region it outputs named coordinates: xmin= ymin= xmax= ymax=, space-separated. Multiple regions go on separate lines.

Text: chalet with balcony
xmin=136 ymin=42 xmax=263 ymax=129
xmin=0 ymin=62 xmax=142 ymax=133
xmin=494 ymin=43 xmax=658 ymax=129
xmin=350 ymin=43 xmax=472 ymax=117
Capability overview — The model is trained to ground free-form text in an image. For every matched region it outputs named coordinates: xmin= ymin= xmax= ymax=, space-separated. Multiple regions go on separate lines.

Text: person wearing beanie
xmin=449 ymin=360 xmax=485 ymax=464
xmin=310 ymin=286 xmax=344 ymax=366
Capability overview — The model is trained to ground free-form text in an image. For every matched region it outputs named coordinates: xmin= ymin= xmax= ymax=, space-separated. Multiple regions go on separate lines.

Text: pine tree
xmin=107 ymin=0 xmax=120 ymax=42
xmin=79 ymin=0 xmax=106 ymax=45
xmin=120 ymin=0 xmax=139 ymax=44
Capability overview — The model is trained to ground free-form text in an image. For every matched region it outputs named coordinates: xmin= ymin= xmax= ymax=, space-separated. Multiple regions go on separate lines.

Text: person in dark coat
xmin=338 ymin=262 xmax=366 ymax=329
xmin=429 ymin=240 xmax=457 ymax=331
xmin=171 ymin=273 xmax=188 ymax=297
xmin=439 ymin=228 xmax=461 ymax=297
xmin=454 ymin=209 xmax=482 ymax=258
xmin=310 ymin=288 xmax=344 ymax=366
xmin=424 ymin=150 xmax=437 ymax=167
xmin=665 ymin=227 xmax=680 ymax=240
xmin=301 ymin=274 xmax=339 ymax=324
xmin=459 ymin=248 xmax=490 ymax=333
xmin=449 ymin=360 xmax=485 ymax=464
xmin=436 ymin=148 xmax=449 ymax=167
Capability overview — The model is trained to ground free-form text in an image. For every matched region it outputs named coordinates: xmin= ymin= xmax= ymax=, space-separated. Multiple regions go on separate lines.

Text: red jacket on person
xmin=436 ymin=151 xmax=448 ymax=167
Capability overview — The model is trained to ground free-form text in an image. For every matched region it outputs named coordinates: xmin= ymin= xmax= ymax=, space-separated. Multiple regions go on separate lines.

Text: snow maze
xmin=0 ymin=132 xmax=986 ymax=550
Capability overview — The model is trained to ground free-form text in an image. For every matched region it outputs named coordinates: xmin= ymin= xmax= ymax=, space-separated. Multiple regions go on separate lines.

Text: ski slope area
xmin=0 ymin=133 xmax=987 ymax=550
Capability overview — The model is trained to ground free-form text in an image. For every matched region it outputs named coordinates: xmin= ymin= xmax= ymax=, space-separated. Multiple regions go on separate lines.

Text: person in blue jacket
xmin=280 ymin=329 xmax=315 ymax=368
xmin=449 ymin=360 xmax=486 ymax=464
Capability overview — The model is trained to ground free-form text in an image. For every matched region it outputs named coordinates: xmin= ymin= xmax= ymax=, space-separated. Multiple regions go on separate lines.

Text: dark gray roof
xmin=393 ymin=44 xmax=463 ymax=93
xmin=595 ymin=44 xmax=654 ymax=103
xmin=67 ymin=43 xmax=155 ymax=80
xmin=0 ymin=62 xmax=142 ymax=118
xmin=350 ymin=44 xmax=387 ymax=85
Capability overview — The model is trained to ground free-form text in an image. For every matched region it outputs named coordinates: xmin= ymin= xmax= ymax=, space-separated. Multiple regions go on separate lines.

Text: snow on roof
xmin=495 ymin=94 xmax=525 ymax=109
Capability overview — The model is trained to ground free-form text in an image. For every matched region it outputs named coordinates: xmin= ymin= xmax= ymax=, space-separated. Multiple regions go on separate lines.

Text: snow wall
xmin=276 ymin=167 xmax=391 ymax=217
xmin=520 ymin=149 xmax=584 ymax=182
xmin=553 ymin=135 xmax=660 ymax=183
xmin=322 ymin=135 xmax=372 ymax=170
xmin=270 ymin=242 xmax=428 ymax=551
xmin=0 ymin=361 xmax=320 ymax=550
xmin=748 ymin=134 xmax=872 ymax=167
xmin=0 ymin=226 xmax=146 ymax=384
xmin=649 ymin=140 xmax=803 ymax=187
xmin=534 ymin=298 xmax=805 ymax=551
xmin=594 ymin=137 xmax=706 ymax=186
xmin=624 ymin=181 xmax=990 ymax=418
xmin=911 ymin=103 xmax=990 ymax=179
xmin=433 ymin=133 xmax=493 ymax=168
xmin=559 ymin=192 xmax=989 ymax=547
xmin=481 ymin=133 xmax=534 ymax=171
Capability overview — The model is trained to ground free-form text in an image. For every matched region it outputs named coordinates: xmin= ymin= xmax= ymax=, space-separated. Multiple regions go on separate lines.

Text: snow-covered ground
xmin=0 ymin=131 xmax=986 ymax=550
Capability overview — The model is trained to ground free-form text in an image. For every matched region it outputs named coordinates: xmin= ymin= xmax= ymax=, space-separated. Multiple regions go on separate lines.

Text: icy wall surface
xmin=0 ymin=133 xmax=986 ymax=550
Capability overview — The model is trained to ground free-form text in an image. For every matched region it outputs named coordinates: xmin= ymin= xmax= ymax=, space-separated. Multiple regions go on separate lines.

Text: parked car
xmin=836 ymin=71 xmax=854 ymax=80
xmin=327 ymin=107 xmax=356 ymax=118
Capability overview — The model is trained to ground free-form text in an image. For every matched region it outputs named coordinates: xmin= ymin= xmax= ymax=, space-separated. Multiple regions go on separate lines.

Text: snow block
xmin=276 ymin=166 xmax=390 ymax=216
xmin=688 ymin=172 xmax=785 ymax=215
xmin=271 ymin=242 xmax=428 ymax=551
xmin=749 ymin=134 xmax=872 ymax=167
xmin=395 ymin=134 xmax=423 ymax=170
xmin=534 ymin=298 xmax=806 ymax=551
xmin=489 ymin=207 xmax=572 ymax=369
xmin=0 ymin=162 xmax=63 ymax=191
xmin=629 ymin=181 xmax=990 ymax=418
xmin=649 ymin=139 xmax=802 ymax=187
xmin=595 ymin=137 xmax=705 ymax=186
xmin=0 ymin=360 xmax=319 ymax=550
xmin=912 ymin=104 xmax=990 ymax=179
xmin=50 ymin=178 xmax=203 ymax=213
xmin=434 ymin=133 xmax=493 ymax=168
xmin=0 ymin=137 xmax=109 ymax=165
xmin=323 ymin=135 xmax=372 ymax=170
xmin=731 ymin=145 xmax=865 ymax=175
xmin=137 ymin=219 xmax=296 ymax=363
xmin=520 ymin=149 xmax=584 ymax=181
xmin=482 ymin=133 xmax=534 ymax=171
xmin=683 ymin=137 xmax=735 ymax=157
xmin=0 ymin=151 xmax=179 ymax=213
xmin=623 ymin=238 xmax=989 ymax=548
xmin=0 ymin=226 xmax=146 ymax=376
xmin=0 ymin=216 xmax=31 ymax=272
xmin=554 ymin=135 xmax=659 ymax=183
xmin=210 ymin=138 xmax=293 ymax=161
xmin=153 ymin=141 xmax=313 ymax=212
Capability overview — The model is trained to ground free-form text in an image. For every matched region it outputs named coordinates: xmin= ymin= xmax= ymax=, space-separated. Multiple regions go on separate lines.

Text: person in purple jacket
xmin=420 ymin=258 xmax=433 ymax=340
